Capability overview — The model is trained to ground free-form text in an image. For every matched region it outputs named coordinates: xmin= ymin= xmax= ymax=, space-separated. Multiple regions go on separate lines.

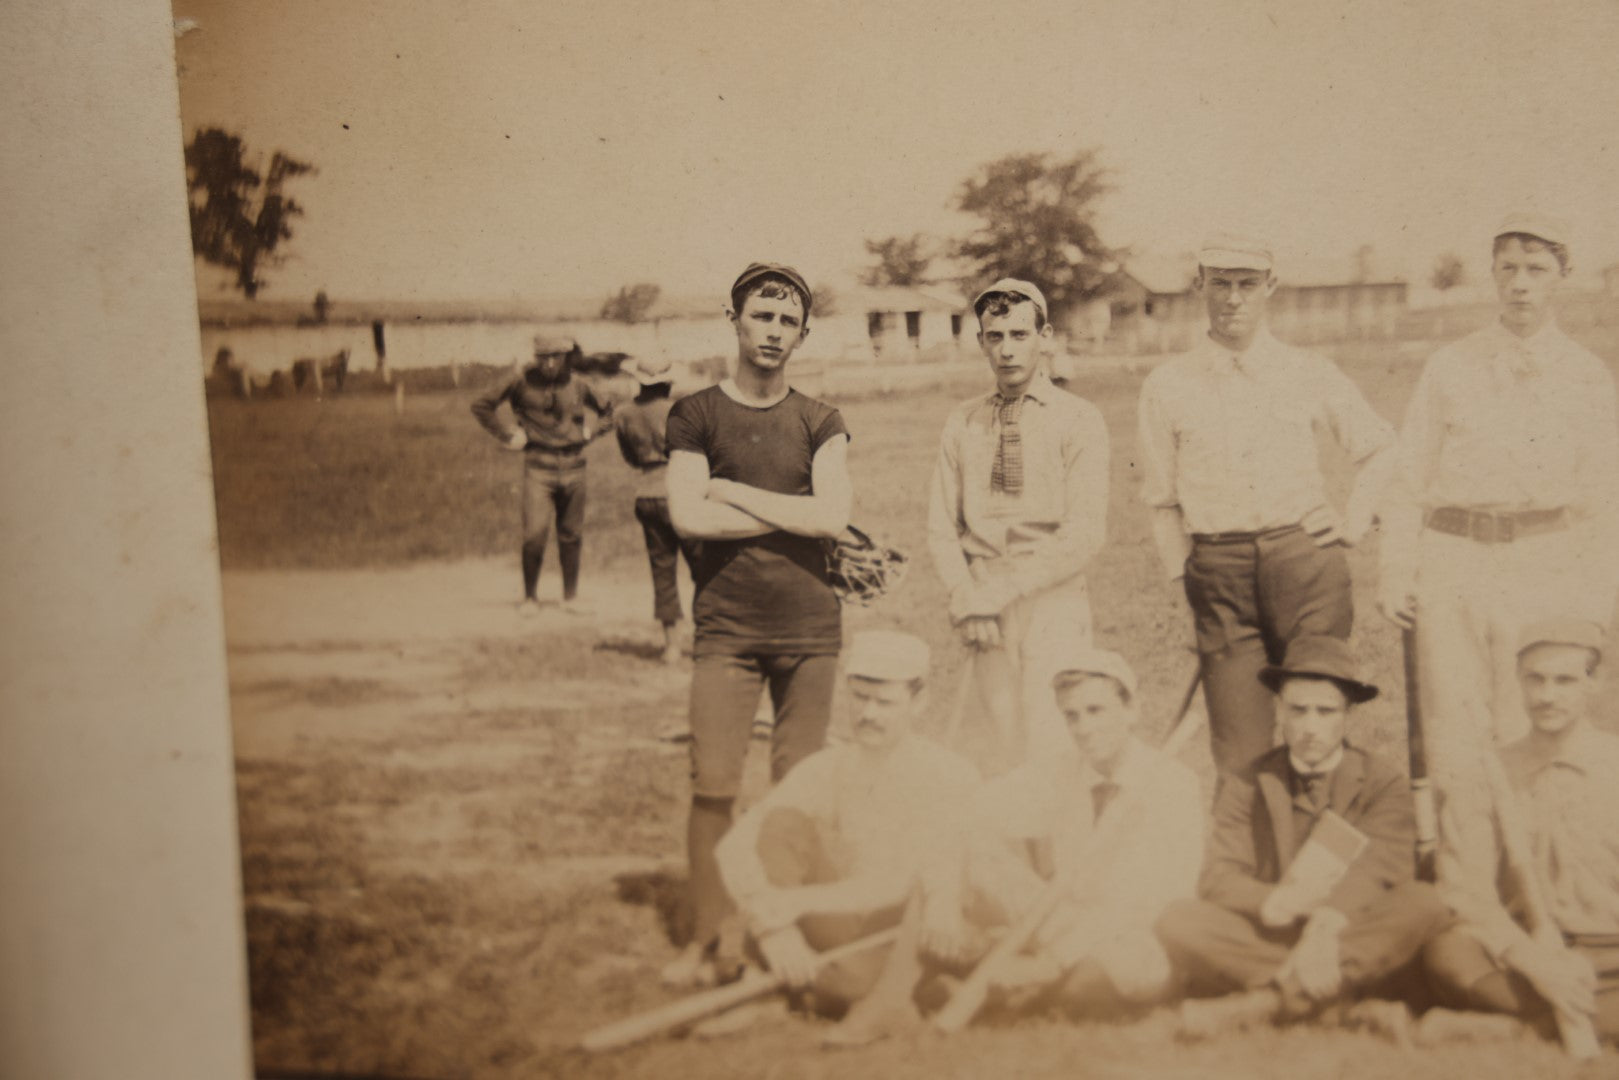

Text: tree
xmin=954 ymin=150 xmax=1118 ymax=319
xmin=860 ymin=234 xmax=934 ymax=288
xmin=1430 ymin=253 xmax=1466 ymax=294
xmin=600 ymin=282 xmax=662 ymax=323
xmin=184 ymin=128 xmax=315 ymax=299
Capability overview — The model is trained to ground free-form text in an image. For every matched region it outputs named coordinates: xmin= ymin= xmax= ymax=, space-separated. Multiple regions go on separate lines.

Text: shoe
xmin=822 ymin=996 xmax=924 ymax=1048
xmin=1337 ymin=999 xmax=1412 ymax=1047
xmin=1413 ymin=1007 xmax=1533 ymax=1046
xmin=1177 ymin=989 xmax=1280 ymax=1041
xmin=691 ymin=995 xmax=793 ymax=1039
xmin=516 ymin=598 xmax=541 ymax=617
xmin=655 ymin=719 xmax=691 ymax=743
xmin=660 ymin=944 xmax=719 ymax=990
xmin=561 ymin=595 xmax=590 ymax=616
xmin=661 ymin=642 xmax=684 ymax=665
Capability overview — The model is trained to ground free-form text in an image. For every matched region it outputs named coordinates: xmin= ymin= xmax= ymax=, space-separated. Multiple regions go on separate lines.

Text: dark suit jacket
xmin=1201 ymin=743 xmax=1417 ymax=920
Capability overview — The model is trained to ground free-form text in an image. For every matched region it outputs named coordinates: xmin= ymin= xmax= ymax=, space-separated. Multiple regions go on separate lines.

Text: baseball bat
xmin=1160 ymin=667 xmax=1206 ymax=759
xmin=579 ymin=927 xmax=900 ymax=1052
xmin=933 ymin=666 xmax=1203 ymax=1033
xmin=1481 ymin=749 xmax=1601 ymax=1060
xmin=1401 ymin=629 xmax=1438 ymax=882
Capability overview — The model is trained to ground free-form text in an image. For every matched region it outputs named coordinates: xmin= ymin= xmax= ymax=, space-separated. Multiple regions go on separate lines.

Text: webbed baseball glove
xmin=825 ymin=525 xmax=907 ymax=606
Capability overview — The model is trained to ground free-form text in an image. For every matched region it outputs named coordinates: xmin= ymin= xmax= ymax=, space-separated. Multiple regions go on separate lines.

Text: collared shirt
xmin=926 ymin=374 xmax=1109 ymax=603
xmin=714 ymin=735 xmax=981 ymax=920
xmin=1137 ymin=329 xmax=1394 ymax=535
xmin=968 ymin=737 xmax=1204 ymax=964
xmin=1444 ymin=725 xmax=1619 ymax=958
xmin=471 ymin=367 xmax=612 ymax=451
xmin=1379 ymin=319 xmax=1619 ymax=579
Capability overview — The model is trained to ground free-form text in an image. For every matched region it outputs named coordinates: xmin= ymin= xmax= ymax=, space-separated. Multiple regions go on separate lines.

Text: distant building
xmin=1604 ymin=263 xmax=1619 ymax=299
xmin=1096 ymin=252 xmax=1408 ymax=354
xmin=852 ymin=284 xmax=969 ymax=359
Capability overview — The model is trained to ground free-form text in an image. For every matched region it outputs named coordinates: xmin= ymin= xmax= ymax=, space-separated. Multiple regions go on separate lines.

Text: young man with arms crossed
xmin=662 ymin=262 xmax=853 ymax=987
xmin=927 ymin=279 xmax=1109 ymax=768
xmin=1378 ymin=215 xmax=1619 ymax=888
xmin=471 ymin=334 xmax=613 ymax=614
xmin=823 ymin=647 xmax=1203 ymax=1045
xmin=1156 ymin=638 xmax=1450 ymax=1038
xmin=1423 ymin=619 xmax=1619 ymax=1046
xmin=1137 ymin=233 xmax=1396 ymax=785
xmin=709 ymin=630 xmax=979 ymax=1032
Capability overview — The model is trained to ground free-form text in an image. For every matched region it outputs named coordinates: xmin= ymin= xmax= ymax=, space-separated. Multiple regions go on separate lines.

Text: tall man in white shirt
xmin=927 ymin=279 xmax=1110 ymax=769
xmin=1379 ymin=215 xmax=1619 ymax=886
xmin=1137 ymin=234 xmax=1396 ymax=782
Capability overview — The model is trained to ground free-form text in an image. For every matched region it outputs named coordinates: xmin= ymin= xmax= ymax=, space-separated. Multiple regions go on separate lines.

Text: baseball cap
xmin=1517 ymin=617 xmax=1604 ymax=661
xmin=1051 ymin=647 xmax=1139 ymax=700
xmin=626 ymin=355 xmax=675 ymax=386
xmin=1258 ymin=637 xmax=1378 ymax=704
xmin=531 ymin=333 xmax=579 ymax=357
xmin=972 ymin=278 xmax=1048 ymax=321
xmin=844 ymin=629 xmax=930 ymax=684
xmin=730 ymin=262 xmax=814 ymax=316
xmin=1494 ymin=212 xmax=1571 ymax=249
xmin=1198 ymin=231 xmax=1274 ymax=272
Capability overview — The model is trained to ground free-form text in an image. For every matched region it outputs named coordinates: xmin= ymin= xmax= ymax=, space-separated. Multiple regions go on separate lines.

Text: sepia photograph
xmin=109 ymin=0 xmax=1619 ymax=1076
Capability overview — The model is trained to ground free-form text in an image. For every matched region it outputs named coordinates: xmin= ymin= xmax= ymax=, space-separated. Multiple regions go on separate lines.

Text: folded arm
xmin=666 ymin=449 xmax=775 ymax=540
xmin=705 ymin=435 xmax=852 ymax=540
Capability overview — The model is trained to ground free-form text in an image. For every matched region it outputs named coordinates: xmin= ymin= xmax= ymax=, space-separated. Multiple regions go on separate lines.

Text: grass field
xmin=213 ymin=324 xmax=1619 ymax=1079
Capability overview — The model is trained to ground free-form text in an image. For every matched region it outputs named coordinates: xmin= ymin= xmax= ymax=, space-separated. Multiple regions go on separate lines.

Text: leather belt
xmin=1191 ymin=524 xmax=1301 ymax=545
xmin=524 ymin=445 xmax=587 ymax=468
xmin=1424 ymin=506 xmax=1569 ymax=544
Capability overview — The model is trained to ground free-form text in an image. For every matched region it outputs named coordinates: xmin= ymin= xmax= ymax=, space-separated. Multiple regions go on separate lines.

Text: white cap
xmin=844 ymin=629 xmax=930 ymax=684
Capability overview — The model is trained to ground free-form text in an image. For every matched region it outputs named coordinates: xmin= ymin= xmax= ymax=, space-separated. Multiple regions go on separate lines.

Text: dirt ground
xmin=224 ymin=556 xmax=1616 ymax=1080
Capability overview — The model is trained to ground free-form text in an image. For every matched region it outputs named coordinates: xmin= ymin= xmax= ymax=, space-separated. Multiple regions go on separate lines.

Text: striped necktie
xmin=991 ymin=394 xmax=1025 ymax=495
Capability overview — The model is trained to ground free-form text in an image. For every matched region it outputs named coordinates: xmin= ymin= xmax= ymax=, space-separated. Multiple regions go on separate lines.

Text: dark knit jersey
xmin=666 ymin=385 xmax=848 ymax=655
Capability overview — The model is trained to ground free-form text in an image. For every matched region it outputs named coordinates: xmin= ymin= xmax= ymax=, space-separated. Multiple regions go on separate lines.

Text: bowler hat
xmin=1258 ymin=637 xmax=1378 ymax=704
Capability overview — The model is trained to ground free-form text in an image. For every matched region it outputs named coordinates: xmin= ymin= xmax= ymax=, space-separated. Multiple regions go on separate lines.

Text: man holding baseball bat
xmin=821 ymin=647 xmax=1204 ymax=1045
xmin=706 ymin=629 xmax=979 ymax=1030
xmin=1422 ymin=619 xmax=1619 ymax=1050
xmin=1156 ymin=638 xmax=1450 ymax=1038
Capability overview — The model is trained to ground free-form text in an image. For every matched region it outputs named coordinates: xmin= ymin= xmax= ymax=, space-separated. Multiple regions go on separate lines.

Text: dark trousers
xmin=633 ymin=497 xmax=700 ymax=625
xmin=686 ymin=652 xmax=838 ymax=949
xmin=754 ymin=808 xmax=902 ymax=1009
xmin=520 ymin=457 xmax=586 ymax=600
xmin=1183 ymin=526 xmax=1353 ymax=778
xmin=1156 ymin=883 xmax=1450 ymax=1011
xmin=1425 ymin=926 xmax=1619 ymax=1040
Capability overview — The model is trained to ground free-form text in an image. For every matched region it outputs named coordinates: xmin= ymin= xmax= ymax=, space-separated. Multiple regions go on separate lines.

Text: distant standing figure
xmin=471 ymin=334 xmax=613 ymax=615
xmin=1136 ymin=232 xmax=1395 ymax=783
xmin=614 ymin=354 xmax=701 ymax=663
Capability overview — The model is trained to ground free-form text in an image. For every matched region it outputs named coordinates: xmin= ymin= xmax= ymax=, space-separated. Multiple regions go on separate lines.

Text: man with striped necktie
xmin=926 ymin=279 xmax=1110 ymax=770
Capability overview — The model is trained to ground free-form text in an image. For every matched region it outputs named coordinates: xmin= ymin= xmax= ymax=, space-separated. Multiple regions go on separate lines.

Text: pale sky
xmin=171 ymin=0 xmax=1619 ymax=304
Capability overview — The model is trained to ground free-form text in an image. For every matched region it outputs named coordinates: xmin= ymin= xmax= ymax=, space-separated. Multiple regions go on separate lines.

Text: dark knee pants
xmin=1156 ymin=883 xmax=1450 ymax=1006
xmin=1425 ymin=926 xmax=1619 ymax=1040
xmin=1184 ymin=526 xmax=1353 ymax=777
xmin=756 ymin=808 xmax=902 ymax=1007
xmin=686 ymin=652 xmax=838 ymax=948
xmin=633 ymin=496 xmax=700 ymax=625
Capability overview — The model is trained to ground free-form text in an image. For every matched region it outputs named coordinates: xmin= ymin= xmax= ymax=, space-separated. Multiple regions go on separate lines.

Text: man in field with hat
xmin=1378 ymin=213 xmax=1619 ymax=887
xmin=926 ymin=278 xmax=1110 ymax=768
xmin=614 ymin=354 xmax=701 ymax=664
xmin=1422 ymin=618 xmax=1619 ymax=1045
xmin=819 ymin=646 xmax=1203 ymax=1045
xmin=1156 ymin=637 xmax=1450 ymax=1037
xmin=706 ymin=629 xmax=978 ymax=1031
xmin=1137 ymin=233 xmax=1396 ymax=786
xmin=471 ymin=333 xmax=614 ymax=614
xmin=662 ymin=262 xmax=854 ymax=986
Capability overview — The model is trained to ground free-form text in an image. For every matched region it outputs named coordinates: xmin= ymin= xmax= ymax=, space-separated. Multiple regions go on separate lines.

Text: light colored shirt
xmin=1379 ymin=320 xmax=1619 ymax=582
xmin=967 ymin=737 xmax=1204 ymax=966
xmin=1137 ymin=329 xmax=1394 ymax=538
xmin=927 ymin=375 xmax=1109 ymax=606
xmin=714 ymin=734 xmax=980 ymax=918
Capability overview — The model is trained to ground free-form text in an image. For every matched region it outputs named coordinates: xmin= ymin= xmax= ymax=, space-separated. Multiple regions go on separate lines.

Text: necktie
xmin=1091 ymin=780 xmax=1119 ymax=822
xmin=991 ymin=395 xmax=1024 ymax=495
xmin=1297 ymin=771 xmax=1328 ymax=813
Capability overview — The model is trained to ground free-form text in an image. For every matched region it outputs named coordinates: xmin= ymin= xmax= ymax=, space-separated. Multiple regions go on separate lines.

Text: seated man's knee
xmin=1153 ymin=898 xmax=1212 ymax=954
xmin=1421 ymin=925 xmax=1494 ymax=1004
